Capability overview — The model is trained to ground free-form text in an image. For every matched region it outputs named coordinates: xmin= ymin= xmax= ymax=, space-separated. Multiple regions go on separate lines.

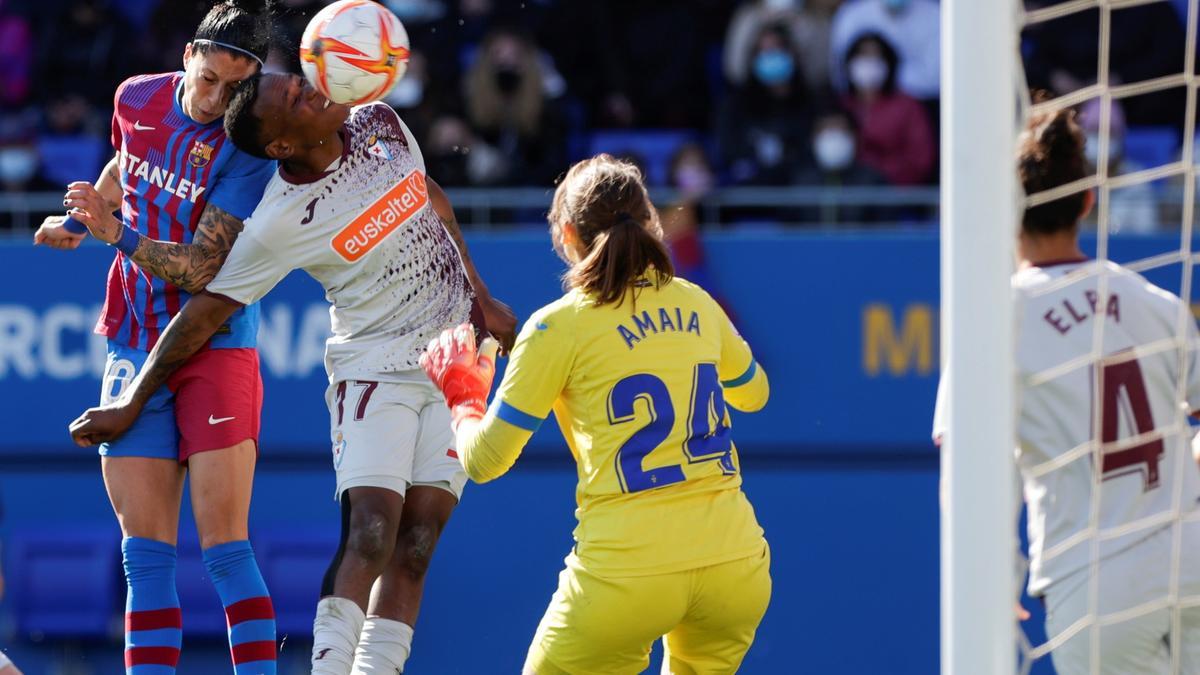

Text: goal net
xmin=942 ymin=1 xmax=1200 ymax=674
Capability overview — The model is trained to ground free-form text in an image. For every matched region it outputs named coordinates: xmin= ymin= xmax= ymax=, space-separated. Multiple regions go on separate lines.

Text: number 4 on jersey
xmin=1098 ymin=358 xmax=1165 ymax=491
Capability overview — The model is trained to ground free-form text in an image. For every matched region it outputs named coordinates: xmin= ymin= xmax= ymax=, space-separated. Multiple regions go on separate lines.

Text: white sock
xmin=312 ymin=596 xmax=367 ymax=675
xmin=351 ymin=617 xmax=414 ymax=674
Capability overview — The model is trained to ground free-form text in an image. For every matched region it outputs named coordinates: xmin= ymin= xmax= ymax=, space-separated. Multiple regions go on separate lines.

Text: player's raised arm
xmin=426 ymin=176 xmax=518 ymax=352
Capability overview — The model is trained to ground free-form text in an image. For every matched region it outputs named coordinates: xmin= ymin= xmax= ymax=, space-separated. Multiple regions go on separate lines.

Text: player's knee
xmin=396 ymin=521 xmax=438 ymax=581
xmin=345 ymin=508 xmax=397 ymax=567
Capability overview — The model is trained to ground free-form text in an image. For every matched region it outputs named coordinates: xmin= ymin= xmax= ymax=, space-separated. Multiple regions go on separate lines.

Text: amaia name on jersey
xmin=1043 ymin=289 xmax=1121 ymax=336
xmin=617 ymin=307 xmax=702 ymax=350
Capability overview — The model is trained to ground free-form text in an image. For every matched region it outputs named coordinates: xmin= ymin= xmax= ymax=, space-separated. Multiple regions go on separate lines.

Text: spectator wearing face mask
xmin=839 ymin=33 xmax=935 ymax=186
xmin=463 ymin=27 xmax=567 ymax=186
xmin=830 ymin=0 xmax=940 ymax=101
xmin=796 ymin=107 xmax=889 ymax=226
xmin=1076 ymin=99 xmax=1161 ymax=234
xmin=423 ymin=115 xmax=508 ymax=189
xmin=719 ymin=23 xmax=815 ymax=186
xmin=723 ymin=0 xmax=844 ymax=94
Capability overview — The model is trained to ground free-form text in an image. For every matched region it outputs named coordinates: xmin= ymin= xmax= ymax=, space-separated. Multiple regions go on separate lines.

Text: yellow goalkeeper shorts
xmin=523 ymin=542 xmax=771 ymax=675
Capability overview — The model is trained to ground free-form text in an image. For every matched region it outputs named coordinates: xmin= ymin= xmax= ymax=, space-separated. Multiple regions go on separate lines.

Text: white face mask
xmin=385 ymin=77 xmax=424 ymax=109
xmin=848 ymin=55 xmax=888 ymax=92
xmin=814 ymin=129 xmax=856 ymax=171
xmin=0 ymin=147 xmax=36 ymax=184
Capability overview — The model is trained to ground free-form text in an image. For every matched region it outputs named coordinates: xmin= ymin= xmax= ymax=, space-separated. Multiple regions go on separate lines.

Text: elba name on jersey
xmin=331 ymin=170 xmax=429 ymax=262
xmin=117 ymin=148 xmax=207 ymax=203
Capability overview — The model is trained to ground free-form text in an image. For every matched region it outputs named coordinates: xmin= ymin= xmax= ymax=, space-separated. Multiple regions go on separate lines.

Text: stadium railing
xmin=0 ymin=186 xmax=947 ymax=231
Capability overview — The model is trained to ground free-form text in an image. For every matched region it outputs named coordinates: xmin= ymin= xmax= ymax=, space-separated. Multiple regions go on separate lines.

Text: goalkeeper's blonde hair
xmin=549 ymin=154 xmax=674 ymax=307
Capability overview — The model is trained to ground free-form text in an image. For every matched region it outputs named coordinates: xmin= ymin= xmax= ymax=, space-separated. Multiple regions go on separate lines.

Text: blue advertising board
xmin=4 ymin=232 xmax=1194 ymax=457
xmin=0 ymin=232 xmax=948 ymax=457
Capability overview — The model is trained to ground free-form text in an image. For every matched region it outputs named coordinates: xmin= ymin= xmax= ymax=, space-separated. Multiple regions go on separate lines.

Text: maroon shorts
xmin=167 ymin=347 xmax=263 ymax=462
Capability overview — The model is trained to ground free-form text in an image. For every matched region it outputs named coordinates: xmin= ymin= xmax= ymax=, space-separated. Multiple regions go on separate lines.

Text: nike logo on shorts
xmin=134 ymin=121 xmax=155 ymax=131
xmin=208 ymin=415 xmax=236 ymax=425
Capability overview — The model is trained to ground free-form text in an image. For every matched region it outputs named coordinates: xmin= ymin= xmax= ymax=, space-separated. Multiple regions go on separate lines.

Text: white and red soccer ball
xmin=300 ymin=0 xmax=410 ymax=106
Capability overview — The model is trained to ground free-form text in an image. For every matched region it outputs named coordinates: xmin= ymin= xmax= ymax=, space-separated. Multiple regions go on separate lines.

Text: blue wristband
xmin=113 ymin=226 xmax=142 ymax=256
xmin=62 ymin=216 xmax=88 ymax=235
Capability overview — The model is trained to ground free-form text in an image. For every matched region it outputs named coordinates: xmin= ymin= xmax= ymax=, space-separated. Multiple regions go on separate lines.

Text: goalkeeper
xmin=420 ymin=154 xmax=771 ymax=675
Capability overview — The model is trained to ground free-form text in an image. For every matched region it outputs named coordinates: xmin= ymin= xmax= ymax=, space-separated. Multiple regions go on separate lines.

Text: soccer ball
xmin=300 ymin=0 xmax=410 ymax=106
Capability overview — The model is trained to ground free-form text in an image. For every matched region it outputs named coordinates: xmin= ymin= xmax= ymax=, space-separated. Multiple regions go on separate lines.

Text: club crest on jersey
xmin=188 ymin=140 xmax=214 ymax=168
xmin=366 ymin=135 xmax=392 ymax=161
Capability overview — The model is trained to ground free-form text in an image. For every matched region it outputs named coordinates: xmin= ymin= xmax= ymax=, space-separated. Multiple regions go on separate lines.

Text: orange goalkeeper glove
xmin=420 ymin=323 xmax=499 ymax=432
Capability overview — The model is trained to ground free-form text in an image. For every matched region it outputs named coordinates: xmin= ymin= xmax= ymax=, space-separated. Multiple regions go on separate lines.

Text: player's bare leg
xmin=103 ymin=457 xmax=187 ymax=672
xmin=103 ymin=457 xmax=187 ymax=543
xmin=353 ymin=485 xmax=458 ymax=672
xmin=189 ymin=441 xmax=277 ymax=673
xmin=313 ymin=486 xmax=405 ymax=674
xmin=188 ymin=441 xmax=255 ymax=548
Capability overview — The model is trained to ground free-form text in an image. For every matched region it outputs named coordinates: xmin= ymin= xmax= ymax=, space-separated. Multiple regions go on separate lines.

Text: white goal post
xmin=940 ymin=1 xmax=1019 ymax=674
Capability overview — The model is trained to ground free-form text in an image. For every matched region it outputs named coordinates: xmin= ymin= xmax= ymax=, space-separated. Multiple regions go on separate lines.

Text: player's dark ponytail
xmin=193 ymin=0 xmax=275 ymax=67
xmin=551 ymin=154 xmax=675 ymax=307
xmin=1019 ymin=95 xmax=1089 ymax=236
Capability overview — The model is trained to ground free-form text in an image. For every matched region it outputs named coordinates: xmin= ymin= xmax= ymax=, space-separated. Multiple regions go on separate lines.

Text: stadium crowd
xmin=0 ymin=0 xmax=1195 ymax=229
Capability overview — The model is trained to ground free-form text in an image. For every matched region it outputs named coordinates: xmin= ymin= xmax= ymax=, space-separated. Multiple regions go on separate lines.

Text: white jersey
xmin=936 ymin=259 xmax=1200 ymax=596
xmin=206 ymin=103 xmax=473 ymax=383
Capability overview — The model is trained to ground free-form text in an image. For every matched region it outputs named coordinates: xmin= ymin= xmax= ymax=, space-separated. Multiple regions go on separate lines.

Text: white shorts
xmin=0 ymin=650 xmax=11 ymax=668
xmin=326 ymin=378 xmax=467 ymax=501
xmin=1043 ymin=523 xmax=1200 ymax=675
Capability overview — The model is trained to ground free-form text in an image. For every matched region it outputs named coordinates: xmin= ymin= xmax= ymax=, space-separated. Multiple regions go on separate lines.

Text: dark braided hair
xmin=1019 ymin=101 xmax=1089 ymax=236
xmin=193 ymin=0 xmax=275 ymax=66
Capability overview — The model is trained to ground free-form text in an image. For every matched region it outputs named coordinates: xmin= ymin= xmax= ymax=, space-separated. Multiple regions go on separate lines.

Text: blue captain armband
xmin=721 ymin=360 xmax=757 ymax=388
xmin=495 ymin=400 xmax=544 ymax=432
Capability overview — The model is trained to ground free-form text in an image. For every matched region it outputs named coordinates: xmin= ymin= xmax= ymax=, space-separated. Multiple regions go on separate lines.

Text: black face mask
xmin=495 ymin=68 xmax=523 ymax=95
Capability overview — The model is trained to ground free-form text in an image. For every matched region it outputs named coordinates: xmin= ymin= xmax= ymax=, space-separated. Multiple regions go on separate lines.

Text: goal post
xmin=940 ymin=1 xmax=1020 ymax=673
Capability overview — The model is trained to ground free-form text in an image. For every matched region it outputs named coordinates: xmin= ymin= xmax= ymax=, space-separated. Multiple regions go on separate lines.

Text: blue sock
xmin=203 ymin=540 xmax=276 ymax=674
xmin=122 ymin=537 xmax=182 ymax=675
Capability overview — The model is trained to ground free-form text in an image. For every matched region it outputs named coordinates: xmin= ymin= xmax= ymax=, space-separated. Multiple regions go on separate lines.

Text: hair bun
xmin=1036 ymin=109 xmax=1084 ymax=167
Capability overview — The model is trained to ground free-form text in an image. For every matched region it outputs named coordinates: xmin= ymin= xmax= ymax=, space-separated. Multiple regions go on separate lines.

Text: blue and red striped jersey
xmin=95 ymin=72 xmax=275 ymax=351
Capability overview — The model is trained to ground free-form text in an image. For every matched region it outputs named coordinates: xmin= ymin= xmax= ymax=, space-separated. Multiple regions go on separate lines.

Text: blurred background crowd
xmin=0 ymin=0 xmax=1197 ymax=230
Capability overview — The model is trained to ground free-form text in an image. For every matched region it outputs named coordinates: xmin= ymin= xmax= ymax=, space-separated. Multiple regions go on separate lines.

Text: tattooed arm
xmin=426 ymin=176 xmax=518 ymax=352
xmin=62 ymin=184 xmax=246 ymax=293
xmin=69 ymin=293 xmax=238 ymax=446
xmin=129 ymin=203 xmax=246 ymax=293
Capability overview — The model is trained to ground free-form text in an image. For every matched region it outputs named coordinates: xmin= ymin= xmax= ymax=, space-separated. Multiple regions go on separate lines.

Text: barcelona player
xmin=420 ymin=154 xmax=772 ymax=674
xmin=35 ymin=2 xmax=279 ymax=673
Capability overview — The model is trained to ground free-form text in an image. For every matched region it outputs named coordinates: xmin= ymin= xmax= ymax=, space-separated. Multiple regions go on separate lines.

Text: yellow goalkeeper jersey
xmin=458 ymin=275 xmax=769 ymax=576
